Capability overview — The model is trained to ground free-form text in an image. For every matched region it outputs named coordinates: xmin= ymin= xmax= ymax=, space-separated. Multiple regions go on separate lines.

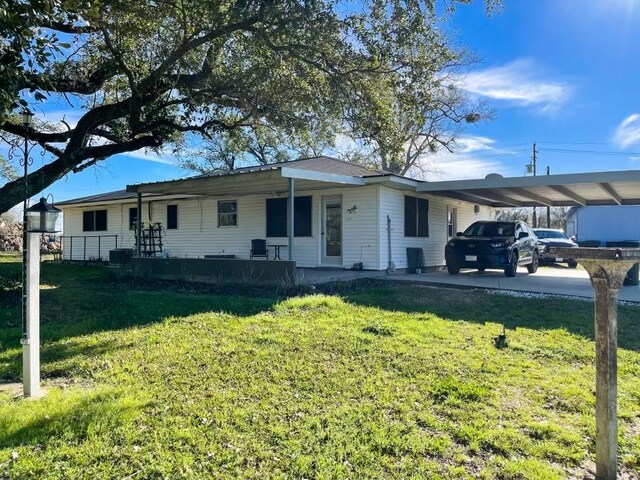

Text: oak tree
xmin=0 ymin=0 xmax=495 ymax=213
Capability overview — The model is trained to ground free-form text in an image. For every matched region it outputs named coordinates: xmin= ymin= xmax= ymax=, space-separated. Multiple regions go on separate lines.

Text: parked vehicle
xmin=533 ymin=228 xmax=578 ymax=268
xmin=445 ymin=221 xmax=539 ymax=277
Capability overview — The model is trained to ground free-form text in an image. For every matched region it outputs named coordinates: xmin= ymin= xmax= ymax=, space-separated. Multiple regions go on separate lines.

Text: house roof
xmin=191 ymin=156 xmax=388 ymax=179
xmin=55 ymin=190 xmax=153 ymax=206
xmin=125 ymin=156 xmax=403 ymax=196
xmin=417 ymin=170 xmax=640 ymax=208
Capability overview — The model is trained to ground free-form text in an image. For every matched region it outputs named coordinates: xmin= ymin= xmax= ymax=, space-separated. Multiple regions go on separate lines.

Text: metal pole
xmin=532 ymin=143 xmax=537 ymax=228
xmin=288 ymin=177 xmax=295 ymax=261
xmin=546 ymin=166 xmax=551 ymax=228
xmin=21 ymin=128 xmax=28 ymax=340
xmin=136 ymin=192 xmax=142 ymax=257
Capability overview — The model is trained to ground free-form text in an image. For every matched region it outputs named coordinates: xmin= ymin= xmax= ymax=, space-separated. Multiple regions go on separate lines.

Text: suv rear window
xmin=463 ymin=222 xmax=514 ymax=237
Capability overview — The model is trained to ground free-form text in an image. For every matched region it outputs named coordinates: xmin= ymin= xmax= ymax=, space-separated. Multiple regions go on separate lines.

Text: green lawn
xmin=0 ymin=257 xmax=639 ymax=479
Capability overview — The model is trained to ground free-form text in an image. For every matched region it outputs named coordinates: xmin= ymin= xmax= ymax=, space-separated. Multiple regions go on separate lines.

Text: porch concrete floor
xmin=300 ymin=265 xmax=640 ymax=303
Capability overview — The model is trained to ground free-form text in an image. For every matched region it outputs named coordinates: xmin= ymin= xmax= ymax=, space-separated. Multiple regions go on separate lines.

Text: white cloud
xmin=407 ymin=136 xmax=523 ymax=181
xmin=614 ymin=114 xmax=640 ymax=148
xmin=457 ymin=59 xmax=571 ymax=113
xmin=123 ymin=149 xmax=176 ymax=165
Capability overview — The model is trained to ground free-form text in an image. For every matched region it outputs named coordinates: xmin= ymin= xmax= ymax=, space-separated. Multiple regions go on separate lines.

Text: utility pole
xmin=532 ymin=143 xmax=537 ymax=228
xmin=546 ymin=166 xmax=551 ymax=228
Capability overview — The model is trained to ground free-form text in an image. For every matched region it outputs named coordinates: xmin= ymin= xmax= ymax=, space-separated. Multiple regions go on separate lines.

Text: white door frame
xmin=321 ymin=195 xmax=343 ymax=265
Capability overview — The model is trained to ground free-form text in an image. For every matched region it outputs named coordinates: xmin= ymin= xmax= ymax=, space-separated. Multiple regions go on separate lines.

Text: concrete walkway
xmin=301 ymin=266 xmax=640 ymax=303
xmin=391 ymin=267 xmax=640 ymax=303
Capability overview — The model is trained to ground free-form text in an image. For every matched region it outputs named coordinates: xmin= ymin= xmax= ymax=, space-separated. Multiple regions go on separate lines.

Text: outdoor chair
xmin=250 ymin=239 xmax=269 ymax=259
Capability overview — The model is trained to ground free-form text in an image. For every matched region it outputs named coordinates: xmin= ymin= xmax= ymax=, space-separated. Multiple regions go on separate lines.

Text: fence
xmin=60 ymin=235 xmax=119 ymax=262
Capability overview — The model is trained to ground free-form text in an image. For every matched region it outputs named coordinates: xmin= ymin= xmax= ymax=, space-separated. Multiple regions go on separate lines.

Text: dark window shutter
xmin=417 ymin=198 xmax=429 ymax=237
xmin=129 ymin=207 xmax=138 ymax=230
xmin=294 ymin=196 xmax=312 ymax=237
xmin=95 ymin=210 xmax=107 ymax=231
xmin=83 ymin=211 xmax=94 ymax=232
xmin=167 ymin=205 xmax=178 ymax=229
xmin=266 ymin=198 xmax=287 ymax=237
xmin=404 ymin=196 xmax=417 ymax=237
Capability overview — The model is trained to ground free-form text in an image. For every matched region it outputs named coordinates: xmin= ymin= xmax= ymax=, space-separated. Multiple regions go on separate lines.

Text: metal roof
xmin=126 ymin=156 xmax=392 ymax=196
xmin=416 ymin=170 xmax=640 ymax=207
xmin=55 ymin=190 xmax=160 ymax=206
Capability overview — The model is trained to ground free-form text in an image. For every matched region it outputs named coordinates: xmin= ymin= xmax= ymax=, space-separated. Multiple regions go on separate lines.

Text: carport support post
xmin=288 ymin=177 xmax=295 ymax=261
xmin=136 ymin=192 xmax=142 ymax=257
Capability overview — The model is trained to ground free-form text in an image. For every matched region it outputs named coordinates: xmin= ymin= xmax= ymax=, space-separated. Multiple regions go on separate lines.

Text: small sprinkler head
xmin=493 ymin=325 xmax=508 ymax=349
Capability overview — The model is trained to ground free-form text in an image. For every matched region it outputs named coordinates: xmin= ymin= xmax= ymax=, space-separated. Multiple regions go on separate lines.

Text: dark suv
xmin=532 ymin=228 xmax=578 ymax=268
xmin=445 ymin=221 xmax=539 ymax=277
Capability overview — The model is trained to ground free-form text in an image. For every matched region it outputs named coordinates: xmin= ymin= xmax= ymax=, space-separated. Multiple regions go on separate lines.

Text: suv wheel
xmin=568 ymin=260 xmax=578 ymax=269
xmin=446 ymin=262 xmax=460 ymax=275
xmin=504 ymin=253 xmax=518 ymax=278
xmin=526 ymin=251 xmax=539 ymax=274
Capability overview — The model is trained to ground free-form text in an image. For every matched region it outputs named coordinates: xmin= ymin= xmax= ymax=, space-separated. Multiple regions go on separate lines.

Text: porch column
xmin=136 ymin=192 xmax=142 ymax=257
xmin=288 ymin=177 xmax=295 ymax=261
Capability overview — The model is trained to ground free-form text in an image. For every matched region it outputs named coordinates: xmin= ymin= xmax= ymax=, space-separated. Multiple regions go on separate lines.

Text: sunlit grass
xmin=0 ymin=259 xmax=638 ymax=479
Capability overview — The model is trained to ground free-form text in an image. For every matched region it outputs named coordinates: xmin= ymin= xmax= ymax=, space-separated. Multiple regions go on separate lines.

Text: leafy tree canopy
xmin=0 ymin=0 xmax=498 ymax=213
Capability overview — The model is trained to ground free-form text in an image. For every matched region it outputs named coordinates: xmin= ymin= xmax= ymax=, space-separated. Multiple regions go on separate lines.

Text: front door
xmin=321 ymin=196 xmax=342 ymax=265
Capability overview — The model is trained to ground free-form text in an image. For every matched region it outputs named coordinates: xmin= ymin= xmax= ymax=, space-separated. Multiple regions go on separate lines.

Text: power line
xmin=537 ymin=141 xmax=640 ymax=147
xmin=538 ymin=148 xmax=640 ymax=156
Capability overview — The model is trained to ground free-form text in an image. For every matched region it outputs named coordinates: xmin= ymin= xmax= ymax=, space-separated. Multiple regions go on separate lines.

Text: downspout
xmin=136 ymin=192 xmax=142 ymax=257
xmin=288 ymin=177 xmax=295 ymax=261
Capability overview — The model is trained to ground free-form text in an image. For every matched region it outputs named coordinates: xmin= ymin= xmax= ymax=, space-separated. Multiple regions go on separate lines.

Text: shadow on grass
xmin=0 ymin=338 xmax=130 ymax=383
xmin=0 ymin=261 xmax=283 ymax=369
xmin=0 ymin=386 xmax=145 ymax=449
xmin=331 ymin=279 xmax=640 ymax=352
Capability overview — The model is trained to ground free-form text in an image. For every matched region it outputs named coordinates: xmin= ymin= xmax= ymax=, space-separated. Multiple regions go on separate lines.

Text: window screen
xmin=404 ymin=196 xmax=428 ymax=237
xmin=83 ymin=210 xmax=107 ymax=232
xmin=266 ymin=196 xmax=312 ymax=237
xmin=266 ymin=198 xmax=287 ymax=237
xmin=167 ymin=205 xmax=178 ymax=229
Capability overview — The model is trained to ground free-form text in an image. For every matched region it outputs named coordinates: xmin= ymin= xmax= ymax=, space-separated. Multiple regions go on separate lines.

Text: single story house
xmin=56 ymin=157 xmax=640 ymax=271
xmin=56 ymin=157 xmax=493 ymax=270
xmin=566 ymin=205 xmax=640 ymax=244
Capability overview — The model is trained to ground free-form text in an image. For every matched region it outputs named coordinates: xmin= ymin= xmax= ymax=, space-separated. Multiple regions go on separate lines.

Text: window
xmin=447 ymin=207 xmax=457 ymax=238
xmin=266 ymin=196 xmax=312 ymax=237
xmin=404 ymin=196 xmax=429 ymax=237
xmin=266 ymin=198 xmax=287 ymax=237
xmin=167 ymin=205 xmax=178 ymax=229
xmin=218 ymin=200 xmax=237 ymax=227
xmin=83 ymin=210 xmax=107 ymax=232
xmin=129 ymin=207 xmax=138 ymax=230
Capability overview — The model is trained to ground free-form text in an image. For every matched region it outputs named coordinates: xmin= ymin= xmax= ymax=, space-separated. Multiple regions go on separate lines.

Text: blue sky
xmin=8 ymin=0 xmax=640 ymax=204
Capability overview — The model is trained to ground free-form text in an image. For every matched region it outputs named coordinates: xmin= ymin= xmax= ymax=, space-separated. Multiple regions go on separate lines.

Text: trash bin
xmin=406 ymin=248 xmax=425 ymax=274
xmin=605 ymin=241 xmax=640 ymax=286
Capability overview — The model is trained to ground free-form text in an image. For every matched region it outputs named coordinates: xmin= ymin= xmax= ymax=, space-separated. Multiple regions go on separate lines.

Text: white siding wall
xmin=61 ymin=185 xmax=382 ymax=268
xmin=378 ymin=187 xmax=493 ymax=269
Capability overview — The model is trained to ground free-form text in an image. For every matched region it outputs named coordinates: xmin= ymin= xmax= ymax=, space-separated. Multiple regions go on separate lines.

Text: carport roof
xmin=416 ymin=170 xmax=640 ymax=208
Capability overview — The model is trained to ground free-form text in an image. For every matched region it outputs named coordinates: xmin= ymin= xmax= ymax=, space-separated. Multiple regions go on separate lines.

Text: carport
xmin=416 ymin=169 xmax=640 ymax=207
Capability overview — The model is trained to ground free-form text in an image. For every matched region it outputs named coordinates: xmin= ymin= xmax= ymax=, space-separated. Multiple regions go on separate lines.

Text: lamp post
xmin=20 ymin=197 xmax=61 ymax=398
xmin=6 ymin=109 xmax=61 ymax=397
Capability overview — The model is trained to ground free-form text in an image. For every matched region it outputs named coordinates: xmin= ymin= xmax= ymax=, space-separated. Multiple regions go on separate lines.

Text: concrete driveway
xmin=389 ymin=266 xmax=640 ymax=303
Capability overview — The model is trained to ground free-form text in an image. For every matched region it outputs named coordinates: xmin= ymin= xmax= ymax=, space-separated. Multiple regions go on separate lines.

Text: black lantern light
xmin=26 ymin=197 xmax=61 ymax=233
